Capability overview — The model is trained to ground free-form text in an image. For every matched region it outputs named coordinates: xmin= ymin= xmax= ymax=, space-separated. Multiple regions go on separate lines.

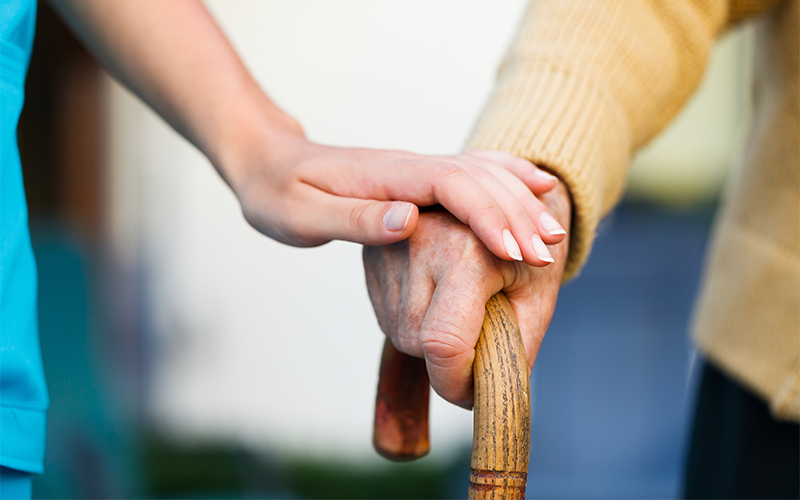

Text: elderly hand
xmin=363 ymin=180 xmax=571 ymax=407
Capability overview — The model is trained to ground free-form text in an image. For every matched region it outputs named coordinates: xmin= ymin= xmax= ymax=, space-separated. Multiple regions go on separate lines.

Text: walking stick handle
xmin=373 ymin=338 xmax=430 ymax=460
xmin=373 ymin=292 xmax=530 ymax=499
xmin=468 ymin=292 xmax=530 ymax=499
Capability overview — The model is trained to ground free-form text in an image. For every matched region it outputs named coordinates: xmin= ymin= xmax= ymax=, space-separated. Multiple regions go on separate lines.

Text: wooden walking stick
xmin=374 ymin=292 xmax=531 ymax=499
xmin=373 ymin=338 xmax=431 ymax=461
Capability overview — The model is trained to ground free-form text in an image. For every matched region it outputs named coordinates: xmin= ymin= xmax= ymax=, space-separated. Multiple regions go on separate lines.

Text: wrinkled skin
xmin=364 ymin=181 xmax=571 ymax=407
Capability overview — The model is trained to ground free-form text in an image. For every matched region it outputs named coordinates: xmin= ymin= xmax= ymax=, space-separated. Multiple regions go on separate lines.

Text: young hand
xmin=222 ymin=123 xmax=566 ymax=265
xmin=51 ymin=0 xmax=565 ymax=263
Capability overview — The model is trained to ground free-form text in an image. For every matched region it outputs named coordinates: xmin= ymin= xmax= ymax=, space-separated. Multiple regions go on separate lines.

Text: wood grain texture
xmin=469 ymin=293 xmax=530 ymax=500
xmin=371 ymin=293 xmax=530 ymax=498
xmin=373 ymin=339 xmax=430 ymax=461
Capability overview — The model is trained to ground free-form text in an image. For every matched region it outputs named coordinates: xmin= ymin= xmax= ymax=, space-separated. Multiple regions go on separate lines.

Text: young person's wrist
xmin=209 ymin=87 xmax=306 ymax=197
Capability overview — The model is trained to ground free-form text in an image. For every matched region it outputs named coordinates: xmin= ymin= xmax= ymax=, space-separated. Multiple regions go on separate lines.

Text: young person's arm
xmin=49 ymin=0 xmax=565 ymax=264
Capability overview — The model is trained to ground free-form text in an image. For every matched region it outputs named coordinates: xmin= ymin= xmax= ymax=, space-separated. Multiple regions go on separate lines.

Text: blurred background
xmin=18 ymin=1 xmax=754 ymax=498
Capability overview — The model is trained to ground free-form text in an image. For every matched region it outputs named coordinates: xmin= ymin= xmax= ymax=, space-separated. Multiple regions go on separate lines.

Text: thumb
xmin=306 ymin=193 xmax=419 ymax=246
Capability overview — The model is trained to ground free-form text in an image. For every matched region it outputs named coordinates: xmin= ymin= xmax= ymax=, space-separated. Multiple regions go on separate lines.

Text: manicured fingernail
xmin=534 ymin=168 xmax=557 ymax=182
xmin=532 ymin=233 xmax=554 ymax=263
xmin=539 ymin=212 xmax=566 ymax=236
xmin=383 ymin=203 xmax=413 ymax=232
xmin=503 ymin=229 xmax=523 ymax=261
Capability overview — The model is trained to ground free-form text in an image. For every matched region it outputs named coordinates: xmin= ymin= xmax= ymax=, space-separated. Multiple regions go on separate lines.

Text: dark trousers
xmin=683 ymin=360 xmax=800 ymax=499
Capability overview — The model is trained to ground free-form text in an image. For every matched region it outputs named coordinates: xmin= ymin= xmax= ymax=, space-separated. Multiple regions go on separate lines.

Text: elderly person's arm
xmin=365 ymin=0 xmax=770 ymax=406
xmin=468 ymin=0 xmax=772 ymax=278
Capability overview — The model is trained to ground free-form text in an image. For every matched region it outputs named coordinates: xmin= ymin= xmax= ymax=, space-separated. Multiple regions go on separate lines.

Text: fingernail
xmin=531 ymin=233 xmax=554 ymax=263
xmin=539 ymin=212 xmax=566 ymax=236
xmin=534 ymin=168 xmax=558 ymax=182
xmin=503 ymin=229 xmax=523 ymax=261
xmin=383 ymin=203 xmax=413 ymax=232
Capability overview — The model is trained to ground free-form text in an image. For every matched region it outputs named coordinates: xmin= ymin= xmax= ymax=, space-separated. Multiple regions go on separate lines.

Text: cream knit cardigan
xmin=468 ymin=0 xmax=799 ymax=420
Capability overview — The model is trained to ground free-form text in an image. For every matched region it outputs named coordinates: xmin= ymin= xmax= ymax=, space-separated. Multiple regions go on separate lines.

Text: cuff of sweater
xmin=467 ymin=68 xmax=632 ymax=280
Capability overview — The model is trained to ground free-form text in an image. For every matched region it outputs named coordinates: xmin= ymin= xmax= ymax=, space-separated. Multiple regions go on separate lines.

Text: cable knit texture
xmin=468 ymin=0 xmax=799 ymax=420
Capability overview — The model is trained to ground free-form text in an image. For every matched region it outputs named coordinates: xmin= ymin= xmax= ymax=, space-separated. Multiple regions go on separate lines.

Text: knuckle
xmin=432 ymin=162 xmax=465 ymax=181
xmin=467 ymin=203 xmax=503 ymax=227
xmin=435 ymin=227 xmax=495 ymax=269
xmin=472 ymin=204 xmax=500 ymax=218
xmin=344 ymin=200 xmax=371 ymax=233
xmin=470 ymin=165 xmax=496 ymax=179
xmin=509 ymin=204 xmax=529 ymax=222
xmin=420 ymin=322 xmax=471 ymax=366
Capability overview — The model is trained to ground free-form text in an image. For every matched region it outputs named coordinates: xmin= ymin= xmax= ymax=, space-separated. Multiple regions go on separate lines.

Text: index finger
xmin=333 ymin=159 xmax=527 ymax=263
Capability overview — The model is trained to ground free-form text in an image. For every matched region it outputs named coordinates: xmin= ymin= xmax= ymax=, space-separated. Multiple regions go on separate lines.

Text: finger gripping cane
xmin=373 ymin=293 xmax=531 ymax=499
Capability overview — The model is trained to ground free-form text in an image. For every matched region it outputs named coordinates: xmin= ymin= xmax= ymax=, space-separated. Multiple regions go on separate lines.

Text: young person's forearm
xmin=49 ymin=0 xmax=567 ymax=260
xmin=49 ymin=0 xmax=300 ymax=180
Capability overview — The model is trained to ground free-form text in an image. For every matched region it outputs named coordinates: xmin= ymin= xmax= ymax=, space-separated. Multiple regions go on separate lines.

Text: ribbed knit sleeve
xmin=467 ymin=0 xmax=732 ymax=279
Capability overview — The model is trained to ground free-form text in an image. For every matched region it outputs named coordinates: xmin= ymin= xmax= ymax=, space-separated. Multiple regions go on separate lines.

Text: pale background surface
xmin=103 ymin=0 xmax=752 ymax=461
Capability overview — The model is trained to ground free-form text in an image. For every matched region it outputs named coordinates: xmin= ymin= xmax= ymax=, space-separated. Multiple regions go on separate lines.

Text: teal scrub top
xmin=0 ymin=0 xmax=48 ymax=474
